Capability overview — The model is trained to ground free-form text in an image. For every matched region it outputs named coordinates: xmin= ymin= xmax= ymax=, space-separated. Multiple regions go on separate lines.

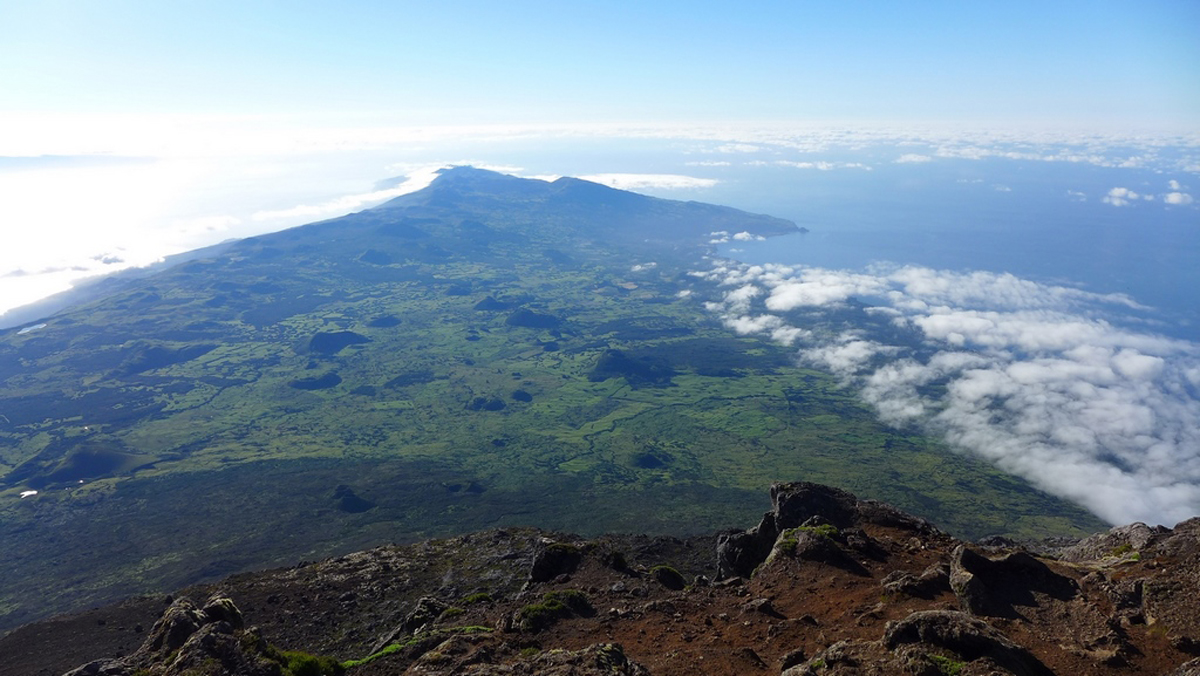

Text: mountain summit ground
xmin=8 ymin=482 xmax=1199 ymax=676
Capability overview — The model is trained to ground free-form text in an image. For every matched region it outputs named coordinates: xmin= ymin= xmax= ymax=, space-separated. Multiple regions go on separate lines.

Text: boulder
xmin=201 ymin=595 xmax=245 ymax=629
xmin=649 ymin=565 xmax=686 ymax=590
xmin=61 ymin=596 xmax=285 ymax=676
xmin=771 ymin=483 xmax=859 ymax=531
xmin=141 ymin=597 xmax=207 ymax=653
xmin=529 ymin=540 xmax=583 ymax=583
xmin=159 ymin=623 xmax=281 ymax=676
xmin=371 ymin=596 xmax=449 ymax=653
xmin=1060 ymin=522 xmax=1165 ymax=563
xmin=949 ymin=545 xmax=1077 ymax=618
xmin=718 ymin=482 xmax=938 ymax=580
xmin=716 ymin=517 xmax=775 ymax=579
xmin=882 ymin=562 xmax=951 ymax=599
xmin=884 ymin=610 xmax=1054 ymax=676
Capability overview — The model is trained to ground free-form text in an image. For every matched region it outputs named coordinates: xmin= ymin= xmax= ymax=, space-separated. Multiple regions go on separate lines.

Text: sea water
xmin=710 ymin=159 xmax=1200 ymax=340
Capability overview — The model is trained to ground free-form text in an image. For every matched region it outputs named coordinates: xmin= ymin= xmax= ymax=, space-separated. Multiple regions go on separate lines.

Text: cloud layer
xmin=698 ymin=261 xmax=1200 ymax=527
xmin=576 ymin=173 xmax=719 ymax=190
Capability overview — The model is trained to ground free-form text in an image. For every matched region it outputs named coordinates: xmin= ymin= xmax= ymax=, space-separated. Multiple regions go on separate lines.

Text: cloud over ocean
xmin=697 ymin=261 xmax=1200 ymax=527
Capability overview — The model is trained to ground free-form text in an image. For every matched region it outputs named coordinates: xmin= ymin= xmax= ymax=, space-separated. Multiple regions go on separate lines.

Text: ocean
xmin=709 ymin=158 xmax=1199 ymax=340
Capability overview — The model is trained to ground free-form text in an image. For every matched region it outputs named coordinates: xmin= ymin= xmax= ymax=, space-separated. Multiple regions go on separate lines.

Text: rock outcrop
xmin=883 ymin=610 xmax=1054 ymax=676
xmin=948 ymin=545 xmax=1078 ymax=618
xmin=64 ymin=596 xmax=294 ymax=676
xmin=718 ymin=482 xmax=938 ymax=579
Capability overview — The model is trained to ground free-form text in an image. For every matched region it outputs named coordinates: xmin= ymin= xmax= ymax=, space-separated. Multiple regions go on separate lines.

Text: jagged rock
xmin=884 ymin=609 xmax=1053 ymax=676
xmin=1154 ymin=516 xmax=1200 ymax=559
xmin=718 ymin=483 xmax=861 ymax=579
xmin=648 ymin=565 xmax=686 ymax=590
xmin=841 ymin=527 xmax=887 ymax=561
xmin=779 ymin=647 xmax=807 ymax=671
xmin=772 ymin=483 xmax=860 ymax=530
xmin=1060 ymin=522 xmax=1165 ymax=562
xmin=854 ymin=499 xmax=938 ymax=535
xmin=730 ymin=646 xmax=768 ymax=670
xmin=784 ymin=529 xmax=868 ymax=576
xmin=1168 ymin=658 xmax=1200 ymax=676
xmin=977 ymin=534 xmax=1020 ymax=549
xmin=201 ymin=595 xmax=245 ymax=629
xmin=529 ymin=540 xmax=583 ymax=583
xmin=62 ymin=661 xmax=126 ymax=676
xmin=407 ymin=637 xmax=650 ymax=675
xmin=372 ymin=596 xmax=449 ymax=653
xmin=717 ymin=522 xmax=774 ymax=579
xmin=62 ymin=597 xmax=287 ymax=676
xmin=741 ymin=598 xmax=784 ymax=618
xmin=949 ymin=545 xmax=1077 ymax=618
xmin=161 ymin=623 xmax=281 ymax=676
xmin=718 ymin=482 xmax=941 ymax=580
xmin=783 ymin=636 xmax=1031 ymax=676
xmin=782 ymin=640 xmax=872 ymax=676
xmin=881 ymin=562 xmax=951 ymax=599
xmin=141 ymin=597 xmax=208 ymax=653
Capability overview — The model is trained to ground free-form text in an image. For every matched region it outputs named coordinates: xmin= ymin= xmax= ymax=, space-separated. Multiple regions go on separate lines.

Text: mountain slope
xmin=0 ymin=168 xmax=1104 ymax=634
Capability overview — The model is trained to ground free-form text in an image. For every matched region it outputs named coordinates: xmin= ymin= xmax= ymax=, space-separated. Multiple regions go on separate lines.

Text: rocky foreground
xmin=4 ymin=482 xmax=1199 ymax=676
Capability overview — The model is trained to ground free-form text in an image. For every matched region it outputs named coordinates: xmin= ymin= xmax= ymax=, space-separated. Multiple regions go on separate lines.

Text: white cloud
xmin=685 ymin=160 xmax=732 ymax=167
xmin=732 ymin=231 xmax=765 ymax=241
xmin=723 ymin=283 xmax=763 ymax=314
xmin=174 ymin=214 xmax=241 ymax=236
xmin=895 ymin=154 xmax=933 ymax=163
xmin=252 ymin=162 xmax=546 ymax=224
xmin=772 ymin=160 xmax=872 ymax=171
xmin=1168 ymin=179 xmax=1183 ymax=191
xmin=1164 ymin=192 xmax=1194 ymax=205
xmin=576 ymin=173 xmax=719 ymax=190
xmin=715 ymin=143 xmax=761 ymax=153
xmin=1103 ymin=186 xmax=1139 ymax=207
xmin=696 ymin=260 xmax=1200 ymax=526
xmin=1066 ymin=190 xmax=1087 ymax=201
xmin=252 ymin=168 xmax=440 ymax=222
xmin=806 ymin=335 xmax=895 ymax=373
xmin=765 ymin=271 xmax=886 ymax=310
xmin=993 ymin=184 xmax=1012 ymax=192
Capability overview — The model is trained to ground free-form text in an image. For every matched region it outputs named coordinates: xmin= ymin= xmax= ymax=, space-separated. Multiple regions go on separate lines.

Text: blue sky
xmin=3 ymin=0 xmax=1198 ymax=127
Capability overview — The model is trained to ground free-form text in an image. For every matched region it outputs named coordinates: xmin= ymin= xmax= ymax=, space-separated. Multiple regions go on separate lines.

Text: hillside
xmin=0 ymin=167 xmax=1105 ymax=633
xmin=7 ymin=482 xmax=1199 ymax=676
